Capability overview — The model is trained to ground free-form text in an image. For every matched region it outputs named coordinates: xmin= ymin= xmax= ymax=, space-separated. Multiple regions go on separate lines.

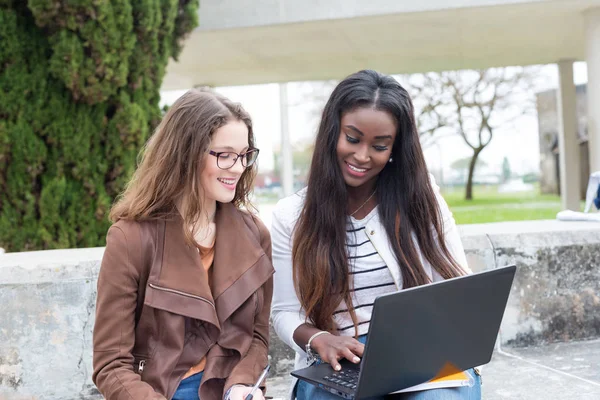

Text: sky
xmin=160 ymin=62 xmax=588 ymax=180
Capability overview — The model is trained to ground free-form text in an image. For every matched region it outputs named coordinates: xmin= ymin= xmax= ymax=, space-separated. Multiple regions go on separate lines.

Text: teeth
xmin=218 ymin=178 xmax=235 ymax=185
xmin=348 ymin=164 xmax=367 ymax=173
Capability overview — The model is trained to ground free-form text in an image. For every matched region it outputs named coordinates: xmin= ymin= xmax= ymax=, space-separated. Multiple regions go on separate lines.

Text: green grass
xmin=254 ymin=184 xmax=580 ymax=225
xmin=442 ymin=184 xmax=564 ymax=224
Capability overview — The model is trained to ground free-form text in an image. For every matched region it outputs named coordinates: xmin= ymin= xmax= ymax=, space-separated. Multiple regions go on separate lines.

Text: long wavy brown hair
xmin=292 ymin=70 xmax=468 ymax=334
xmin=109 ymin=88 xmax=256 ymax=246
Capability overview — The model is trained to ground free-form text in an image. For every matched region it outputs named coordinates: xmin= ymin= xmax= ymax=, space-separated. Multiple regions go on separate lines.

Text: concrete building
xmin=537 ymin=85 xmax=589 ymax=199
xmin=162 ymin=0 xmax=600 ymax=210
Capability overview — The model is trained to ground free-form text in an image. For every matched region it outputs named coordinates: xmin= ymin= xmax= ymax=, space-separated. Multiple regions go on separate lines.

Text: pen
xmin=244 ymin=364 xmax=270 ymax=400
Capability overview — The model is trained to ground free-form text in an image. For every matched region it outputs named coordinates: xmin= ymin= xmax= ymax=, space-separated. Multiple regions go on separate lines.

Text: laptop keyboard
xmin=323 ymin=368 xmax=360 ymax=390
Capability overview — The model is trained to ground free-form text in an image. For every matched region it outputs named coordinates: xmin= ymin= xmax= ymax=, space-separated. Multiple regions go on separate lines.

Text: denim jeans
xmin=295 ymin=336 xmax=482 ymax=400
xmin=173 ymin=372 xmax=203 ymax=400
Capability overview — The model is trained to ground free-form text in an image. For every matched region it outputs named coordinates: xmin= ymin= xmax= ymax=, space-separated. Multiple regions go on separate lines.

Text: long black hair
xmin=292 ymin=70 xmax=467 ymax=333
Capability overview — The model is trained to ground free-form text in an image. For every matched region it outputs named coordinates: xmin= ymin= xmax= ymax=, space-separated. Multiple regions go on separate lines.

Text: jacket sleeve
xmin=224 ymin=215 xmax=274 ymax=392
xmin=429 ymin=174 xmax=471 ymax=282
xmin=92 ymin=225 xmax=166 ymax=400
xmin=269 ymin=199 xmax=307 ymax=355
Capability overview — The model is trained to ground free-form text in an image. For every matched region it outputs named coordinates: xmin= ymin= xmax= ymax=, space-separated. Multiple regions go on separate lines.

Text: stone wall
xmin=0 ymin=248 xmax=103 ymax=400
xmin=1 ymin=220 xmax=599 ymax=399
xmin=459 ymin=220 xmax=600 ymax=346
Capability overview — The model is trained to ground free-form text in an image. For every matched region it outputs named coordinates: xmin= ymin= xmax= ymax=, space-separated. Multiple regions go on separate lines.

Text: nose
xmin=354 ymin=144 xmax=370 ymax=164
xmin=229 ymin=156 xmax=245 ymax=175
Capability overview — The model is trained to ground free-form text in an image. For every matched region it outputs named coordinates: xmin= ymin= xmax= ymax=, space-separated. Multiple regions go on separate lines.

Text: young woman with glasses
xmin=271 ymin=70 xmax=481 ymax=400
xmin=93 ymin=88 xmax=274 ymax=400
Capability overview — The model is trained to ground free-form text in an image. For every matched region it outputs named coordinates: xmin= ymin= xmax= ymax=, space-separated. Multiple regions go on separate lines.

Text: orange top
xmin=182 ymin=241 xmax=215 ymax=379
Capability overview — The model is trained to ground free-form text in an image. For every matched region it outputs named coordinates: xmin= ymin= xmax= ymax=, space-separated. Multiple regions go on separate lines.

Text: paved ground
xmin=481 ymin=340 xmax=600 ymax=400
xmin=266 ymin=339 xmax=600 ymax=399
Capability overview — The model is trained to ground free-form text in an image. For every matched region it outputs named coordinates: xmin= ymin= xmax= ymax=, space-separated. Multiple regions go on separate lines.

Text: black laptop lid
xmin=354 ymin=265 xmax=516 ymax=399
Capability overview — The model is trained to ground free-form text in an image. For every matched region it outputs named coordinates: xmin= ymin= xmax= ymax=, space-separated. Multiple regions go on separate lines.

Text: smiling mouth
xmin=346 ymin=162 xmax=368 ymax=173
xmin=217 ymin=178 xmax=236 ymax=185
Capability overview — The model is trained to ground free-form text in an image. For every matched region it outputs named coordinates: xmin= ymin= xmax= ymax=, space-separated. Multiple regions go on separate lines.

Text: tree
xmin=450 ymin=157 xmax=488 ymax=183
xmin=406 ymin=74 xmax=454 ymax=149
xmin=409 ymin=68 xmax=539 ymax=200
xmin=0 ymin=1 xmax=198 ymax=251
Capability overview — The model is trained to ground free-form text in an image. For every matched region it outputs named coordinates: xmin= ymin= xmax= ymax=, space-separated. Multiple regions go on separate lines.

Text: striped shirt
xmin=333 ymin=206 xmax=397 ymax=336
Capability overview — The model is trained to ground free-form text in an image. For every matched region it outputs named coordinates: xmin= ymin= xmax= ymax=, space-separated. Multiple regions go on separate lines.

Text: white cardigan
xmin=270 ymin=175 xmax=471 ymax=375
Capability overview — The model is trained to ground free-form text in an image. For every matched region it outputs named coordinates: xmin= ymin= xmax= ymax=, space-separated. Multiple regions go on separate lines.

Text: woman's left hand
xmin=226 ymin=385 xmax=265 ymax=400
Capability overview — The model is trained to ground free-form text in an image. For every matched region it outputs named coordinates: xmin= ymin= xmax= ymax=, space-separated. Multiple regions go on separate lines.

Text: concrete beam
xmin=556 ymin=60 xmax=581 ymax=210
xmin=585 ymin=7 xmax=600 ymax=174
xmin=163 ymin=0 xmax=600 ymax=89
xmin=195 ymin=0 xmax=557 ymax=31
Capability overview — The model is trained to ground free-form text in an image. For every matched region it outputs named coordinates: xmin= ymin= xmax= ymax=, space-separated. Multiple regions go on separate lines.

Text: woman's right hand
xmin=310 ymin=334 xmax=365 ymax=371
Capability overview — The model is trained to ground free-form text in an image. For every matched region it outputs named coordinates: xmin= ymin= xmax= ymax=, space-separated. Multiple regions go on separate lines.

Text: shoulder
xmin=238 ymin=208 xmax=272 ymax=258
xmin=106 ymin=219 xmax=162 ymax=271
xmin=272 ymin=187 xmax=307 ymax=227
xmin=239 ymin=209 xmax=270 ymax=239
xmin=427 ymin=173 xmax=452 ymax=216
xmin=427 ymin=173 xmax=446 ymax=206
xmin=276 ymin=187 xmax=307 ymax=212
xmin=108 ymin=219 xmax=141 ymax=246
xmin=110 ymin=218 xmax=140 ymax=236
xmin=109 ymin=218 xmax=158 ymax=243
xmin=102 ymin=219 xmax=160 ymax=278
xmin=427 ymin=173 xmax=440 ymax=192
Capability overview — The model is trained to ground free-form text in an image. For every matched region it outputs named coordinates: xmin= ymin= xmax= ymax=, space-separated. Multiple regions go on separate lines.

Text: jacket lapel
xmin=143 ymin=204 xmax=273 ymax=327
xmin=144 ymin=216 xmax=220 ymax=329
xmin=365 ymin=214 xmax=403 ymax=289
xmin=366 ymin=213 xmax=436 ymax=288
xmin=211 ymin=203 xmax=274 ymax=323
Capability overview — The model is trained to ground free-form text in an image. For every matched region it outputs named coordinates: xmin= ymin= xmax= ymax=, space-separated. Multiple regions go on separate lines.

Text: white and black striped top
xmin=333 ymin=206 xmax=397 ymax=337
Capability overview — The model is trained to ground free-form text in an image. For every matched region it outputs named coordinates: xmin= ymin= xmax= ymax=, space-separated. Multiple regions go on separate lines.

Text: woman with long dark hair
xmin=271 ymin=70 xmax=481 ymax=400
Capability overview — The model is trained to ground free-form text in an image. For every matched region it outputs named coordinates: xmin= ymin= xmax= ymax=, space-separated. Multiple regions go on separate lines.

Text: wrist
xmin=309 ymin=333 xmax=327 ymax=353
xmin=306 ymin=330 xmax=330 ymax=362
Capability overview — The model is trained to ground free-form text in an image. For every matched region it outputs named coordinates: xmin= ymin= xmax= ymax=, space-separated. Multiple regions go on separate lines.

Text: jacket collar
xmin=211 ymin=202 xmax=266 ymax=299
xmin=144 ymin=203 xmax=271 ymax=325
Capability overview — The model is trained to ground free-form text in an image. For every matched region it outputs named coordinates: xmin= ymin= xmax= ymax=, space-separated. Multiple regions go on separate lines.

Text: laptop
xmin=291 ymin=264 xmax=516 ymax=399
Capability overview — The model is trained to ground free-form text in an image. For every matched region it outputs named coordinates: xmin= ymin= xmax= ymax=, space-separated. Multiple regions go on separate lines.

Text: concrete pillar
xmin=556 ymin=60 xmax=581 ymax=210
xmin=585 ymin=8 xmax=600 ymax=175
xmin=279 ymin=83 xmax=294 ymax=197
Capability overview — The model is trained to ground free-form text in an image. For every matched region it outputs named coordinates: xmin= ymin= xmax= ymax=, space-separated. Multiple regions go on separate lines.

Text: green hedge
xmin=0 ymin=0 xmax=198 ymax=251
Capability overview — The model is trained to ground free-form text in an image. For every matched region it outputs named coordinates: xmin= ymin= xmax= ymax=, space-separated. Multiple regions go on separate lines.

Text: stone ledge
xmin=1 ymin=219 xmax=599 ymax=398
xmin=455 ymin=220 xmax=600 ymax=347
xmin=460 ymin=219 xmax=600 ymax=250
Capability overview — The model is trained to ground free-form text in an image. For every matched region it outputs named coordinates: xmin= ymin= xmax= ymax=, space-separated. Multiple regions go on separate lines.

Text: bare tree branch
xmin=410 ymin=66 xmax=539 ymax=200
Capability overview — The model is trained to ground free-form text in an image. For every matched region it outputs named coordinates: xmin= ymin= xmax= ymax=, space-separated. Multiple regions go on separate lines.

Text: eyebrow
xmin=212 ymin=145 xmax=250 ymax=151
xmin=345 ymin=125 xmax=393 ymax=140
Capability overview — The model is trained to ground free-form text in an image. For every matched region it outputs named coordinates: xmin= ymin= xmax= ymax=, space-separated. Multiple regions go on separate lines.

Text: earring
xmin=388 ymin=157 xmax=393 ymax=163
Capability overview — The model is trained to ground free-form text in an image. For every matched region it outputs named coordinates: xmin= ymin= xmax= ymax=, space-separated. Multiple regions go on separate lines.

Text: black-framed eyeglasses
xmin=208 ymin=148 xmax=260 ymax=170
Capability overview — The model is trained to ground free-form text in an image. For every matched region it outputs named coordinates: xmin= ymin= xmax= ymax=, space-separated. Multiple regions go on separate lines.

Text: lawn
xmin=441 ymin=184 xmax=564 ymax=224
xmin=254 ymin=184 xmax=576 ymax=225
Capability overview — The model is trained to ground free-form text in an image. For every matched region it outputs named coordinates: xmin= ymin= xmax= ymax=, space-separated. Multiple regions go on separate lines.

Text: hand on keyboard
xmin=310 ymin=334 xmax=364 ymax=372
xmin=323 ymin=369 xmax=360 ymax=391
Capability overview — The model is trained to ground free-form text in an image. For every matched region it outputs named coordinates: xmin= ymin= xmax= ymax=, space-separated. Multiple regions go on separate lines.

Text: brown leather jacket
xmin=92 ymin=203 xmax=274 ymax=400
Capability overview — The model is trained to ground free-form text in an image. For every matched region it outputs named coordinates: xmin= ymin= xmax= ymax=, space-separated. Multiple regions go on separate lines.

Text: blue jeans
xmin=173 ymin=372 xmax=203 ymax=400
xmin=296 ymin=336 xmax=482 ymax=400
